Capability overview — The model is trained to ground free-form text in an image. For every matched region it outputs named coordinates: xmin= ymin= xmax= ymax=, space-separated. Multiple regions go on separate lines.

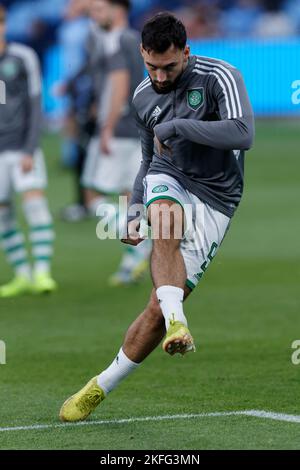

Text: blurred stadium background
xmin=4 ymin=0 xmax=300 ymax=120
xmin=1 ymin=0 xmax=300 ymax=450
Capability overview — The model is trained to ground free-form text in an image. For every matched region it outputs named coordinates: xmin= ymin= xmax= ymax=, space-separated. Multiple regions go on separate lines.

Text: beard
xmin=151 ymin=80 xmax=176 ymax=94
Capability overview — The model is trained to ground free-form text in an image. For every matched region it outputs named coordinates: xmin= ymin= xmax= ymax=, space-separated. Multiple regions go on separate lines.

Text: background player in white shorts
xmin=0 ymin=5 xmax=56 ymax=297
xmin=81 ymin=0 xmax=151 ymax=285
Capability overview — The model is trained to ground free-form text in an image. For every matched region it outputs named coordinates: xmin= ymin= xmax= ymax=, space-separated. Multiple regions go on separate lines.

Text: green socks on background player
xmin=0 ymin=204 xmax=31 ymax=279
xmin=0 ymin=198 xmax=56 ymax=296
xmin=23 ymin=197 xmax=55 ymax=276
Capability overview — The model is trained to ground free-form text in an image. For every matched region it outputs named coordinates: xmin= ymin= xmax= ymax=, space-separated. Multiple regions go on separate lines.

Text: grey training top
xmin=130 ymin=55 xmax=255 ymax=219
xmin=0 ymin=42 xmax=41 ymax=154
xmin=86 ymin=24 xmax=144 ymax=138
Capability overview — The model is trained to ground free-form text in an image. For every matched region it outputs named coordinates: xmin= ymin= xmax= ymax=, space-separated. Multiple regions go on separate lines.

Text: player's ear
xmin=183 ymin=45 xmax=190 ymax=63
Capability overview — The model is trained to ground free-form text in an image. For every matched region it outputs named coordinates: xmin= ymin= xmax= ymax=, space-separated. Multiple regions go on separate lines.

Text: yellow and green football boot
xmin=32 ymin=272 xmax=57 ymax=294
xmin=0 ymin=275 xmax=32 ymax=298
xmin=108 ymin=260 xmax=149 ymax=286
xmin=162 ymin=319 xmax=196 ymax=356
xmin=59 ymin=376 xmax=106 ymax=422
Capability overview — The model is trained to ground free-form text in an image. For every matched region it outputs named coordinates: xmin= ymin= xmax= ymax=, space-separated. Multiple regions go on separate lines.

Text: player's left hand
xmin=121 ymin=219 xmax=145 ymax=246
xmin=154 ymin=135 xmax=171 ymax=157
xmin=100 ymin=127 xmax=113 ymax=156
xmin=21 ymin=154 xmax=34 ymax=173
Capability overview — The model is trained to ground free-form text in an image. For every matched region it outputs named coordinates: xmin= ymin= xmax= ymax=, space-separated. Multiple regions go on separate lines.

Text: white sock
xmin=97 ymin=347 xmax=139 ymax=395
xmin=135 ymin=238 xmax=152 ymax=259
xmin=87 ymin=197 xmax=110 ymax=217
xmin=120 ymin=239 xmax=151 ymax=272
xmin=23 ymin=198 xmax=55 ymax=275
xmin=156 ymin=285 xmax=187 ymax=330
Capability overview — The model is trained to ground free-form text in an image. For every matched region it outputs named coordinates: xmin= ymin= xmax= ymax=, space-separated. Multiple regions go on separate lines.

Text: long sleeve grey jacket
xmin=0 ymin=43 xmax=41 ymax=155
xmin=130 ymin=54 xmax=254 ymax=219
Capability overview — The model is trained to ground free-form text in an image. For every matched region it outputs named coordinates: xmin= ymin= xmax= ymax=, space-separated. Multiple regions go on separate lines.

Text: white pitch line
xmin=1 ymin=410 xmax=300 ymax=433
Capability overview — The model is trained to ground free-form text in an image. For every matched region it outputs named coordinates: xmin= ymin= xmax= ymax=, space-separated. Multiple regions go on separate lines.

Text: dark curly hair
xmin=142 ymin=12 xmax=187 ymax=54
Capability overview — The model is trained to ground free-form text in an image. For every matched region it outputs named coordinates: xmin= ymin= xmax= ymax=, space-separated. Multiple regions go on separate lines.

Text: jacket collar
xmin=176 ymin=55 xmax=197 ymax=90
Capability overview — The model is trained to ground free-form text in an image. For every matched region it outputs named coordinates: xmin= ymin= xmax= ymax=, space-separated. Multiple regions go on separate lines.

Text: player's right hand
xmin=154 ymin=135 xmax=171 ymax=157
xmin=121 ymin=219 xmax=145 ymax=246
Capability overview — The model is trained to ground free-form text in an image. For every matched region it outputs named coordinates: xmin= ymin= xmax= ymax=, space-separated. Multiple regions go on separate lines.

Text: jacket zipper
xmin=172 ymin=89 xmax=177 ymax=118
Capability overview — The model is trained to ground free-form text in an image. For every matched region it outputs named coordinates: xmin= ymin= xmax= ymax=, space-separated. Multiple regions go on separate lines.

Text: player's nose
xmin=156 ymin=70 xmax=167 ymax=83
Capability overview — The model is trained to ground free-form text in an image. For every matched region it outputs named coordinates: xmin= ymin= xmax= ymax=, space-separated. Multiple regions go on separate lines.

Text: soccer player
xmin=60 ymin=12 xmax=254 ymax=421
xmin=0 ymin=4 xmax=56 ymax=297
xmin=81 ymin=0 xmax=151 ymax=285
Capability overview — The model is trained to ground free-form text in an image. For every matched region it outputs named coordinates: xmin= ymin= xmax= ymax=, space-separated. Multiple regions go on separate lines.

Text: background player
xmin=0 ymin=4 xmax=56 ymax=297
xmin=80 ymin=0 xmax=151 ymax=285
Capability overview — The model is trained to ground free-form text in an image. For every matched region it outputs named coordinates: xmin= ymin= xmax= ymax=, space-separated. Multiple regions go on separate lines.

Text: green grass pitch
xmin=0 ymin=120 xmax=300 ymax=450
